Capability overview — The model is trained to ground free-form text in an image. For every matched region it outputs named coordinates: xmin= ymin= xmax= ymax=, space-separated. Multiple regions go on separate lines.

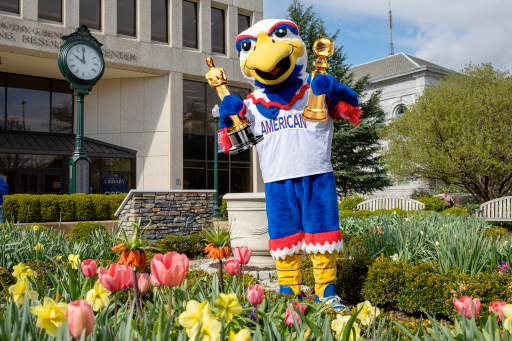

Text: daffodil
xmin=331 ymin=314 xmax=361 ymax=341
xmin=214 ymin=293 xmax=243 ymax=322
xmin=34 ymin=243 xmax=44 ymax=251
xmin=230 ymin=329 xmax=251 ymax=341
xmin=30 ymin=297 xmax=67 ymax=337
xmin=503 ymin=304 xmax=512 ymax=332
xmin=390 ymin=254 xmax=399 ymax=262
xmin=8 ymin=277 xmax=38 ymax=306
xmin=191 ymin=311 xmax=221 ymax=341
xmin=505 ymin=241 xmax=509 ymax=246
xmin=179 ymin=300 xmax=211 ymax=337
xmin=356 ymin=301 xmax=380 ymax=325
xmin=56 ymin=255 xmax=63 ymax=262
xmin=86 ymin=281 xmax=111 ymax=311
xmin=68 ymin=254 xmax=80 ymax=270
xmin=12 ymin=263 xmax=37 ymax=280
xmin=4 ymin=234 xmax=8 ymax=239
xmin=435 ymin=241 xmax=440 ymax=247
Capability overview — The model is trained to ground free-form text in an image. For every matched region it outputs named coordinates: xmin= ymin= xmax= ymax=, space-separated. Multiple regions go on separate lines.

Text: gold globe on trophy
xmin=302 ymin=36 xmax=335 ymax=122
xmin=205 ymin=58 xmax=263 ymax=154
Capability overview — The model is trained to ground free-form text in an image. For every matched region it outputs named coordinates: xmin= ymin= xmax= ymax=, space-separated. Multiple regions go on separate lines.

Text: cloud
xmin=264 ymin=0 xmax=512 ymax=70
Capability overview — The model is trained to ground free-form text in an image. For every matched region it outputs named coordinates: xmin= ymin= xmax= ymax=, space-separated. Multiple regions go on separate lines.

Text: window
xmin=151 ymin=0 xmax=168 ymax=42
xmin=183 ymin=80 xmax=251 ymax=195
xmin=238 ymin=14 xmax=250 ymax=34
xmin=182 ymin=0 xmax=197 ymax=48
xmin=211 ymin=8 xmax=225 ymax=54
xmin=79 ymin=0 xmax=101 ymax=30
xmin=90 ymin=157 xmax=134 ymax=194
xmin=0 ymin=74 xmax=73 ymax=133
xmin=0 ymin=0 xmax=18 ymax=14
xmin=39 ymin=0 xmax=62 ymax=22
xmin=118 ymin=0 xmax=136 ymax=36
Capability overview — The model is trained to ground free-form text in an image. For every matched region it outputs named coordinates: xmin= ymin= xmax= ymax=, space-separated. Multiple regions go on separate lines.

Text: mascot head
xmin=236 ymin=19 xmax=306 ymax=88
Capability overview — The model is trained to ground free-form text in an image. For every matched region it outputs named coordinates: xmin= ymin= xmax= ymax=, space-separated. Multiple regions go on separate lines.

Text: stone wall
xmin=116 ymin=190 xmax=215 ymax=241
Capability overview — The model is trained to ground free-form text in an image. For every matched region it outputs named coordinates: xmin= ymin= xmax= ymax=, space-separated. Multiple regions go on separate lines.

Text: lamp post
xmin=212 ymin=104 xmax=222 ymax=218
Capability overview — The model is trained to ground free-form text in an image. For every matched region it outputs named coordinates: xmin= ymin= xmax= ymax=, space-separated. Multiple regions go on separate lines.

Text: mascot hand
xmin=219 ymin=95 xmax=244 ymax=129
xmin=308 ymin=74 xmax=359 ymax=108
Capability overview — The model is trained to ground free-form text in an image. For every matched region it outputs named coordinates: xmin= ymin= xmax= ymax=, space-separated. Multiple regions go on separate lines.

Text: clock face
xmin=66 ymin=43 xmax=103 ymax=81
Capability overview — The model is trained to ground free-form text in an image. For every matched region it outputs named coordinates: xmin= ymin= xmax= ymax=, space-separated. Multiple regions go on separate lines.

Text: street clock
xmin=58 ymin=26 xmax=105 ymax=194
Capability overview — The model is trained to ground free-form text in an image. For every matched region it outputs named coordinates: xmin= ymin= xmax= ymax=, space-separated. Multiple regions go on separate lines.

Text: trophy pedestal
xmin=227 ymin=123 xmax=264 ymax=155
xmin=302 ymin=106 xmax=327 ymax=122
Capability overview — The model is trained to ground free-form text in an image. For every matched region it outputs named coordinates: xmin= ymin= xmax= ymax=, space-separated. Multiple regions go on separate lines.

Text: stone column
xmin=169 ymin=72 xmax=184 ymax=189
xmin=252 ymin=12 xmax=263 ymax=25
xmin=226 ymin=5 xmax=238 ymax=59
xmin=198 ymin=0 xmax=211 ymax=54
xmin=138 ymin=0 xmax=151 ymax=43
xmin=251 ymin=147 xmax=264 ymax=192
xmin=21 ymin=0 xmax=38 ymax=21
xmin=103 ymin=0 xmax=117 ymax=36
xmin=63 ymin=0 xmax=79 ymax=29
xmin=169 ymin=0 xmax=183 ymax=48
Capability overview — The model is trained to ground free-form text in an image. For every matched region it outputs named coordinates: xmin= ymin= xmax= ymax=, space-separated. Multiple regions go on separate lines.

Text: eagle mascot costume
xmin=218 ymin=19 xmax=361 ymax=309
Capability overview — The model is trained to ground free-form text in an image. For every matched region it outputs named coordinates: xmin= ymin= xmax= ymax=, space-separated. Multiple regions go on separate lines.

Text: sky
xmin=263 ymin=0 xmax=512 ymax=71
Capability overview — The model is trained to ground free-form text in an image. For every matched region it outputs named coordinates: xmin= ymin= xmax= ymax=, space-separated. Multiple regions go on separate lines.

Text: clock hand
xmin=73 ymin=54 xmax=85 ymax=63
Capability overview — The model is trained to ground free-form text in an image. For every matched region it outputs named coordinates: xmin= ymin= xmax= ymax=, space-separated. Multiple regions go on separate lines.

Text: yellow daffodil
xmin=503 ymin=305 xmax=512 ymax=332
xmin=356 ymin=301 xmax=380 ymax=326
xmin=179 ymin=300 xmax=211 ymax=337
xmin=12 ymin=263 xmax=37 ymax=280
xmin=214 ymin=293 xmax=243 ymax=322
xmin=331 ymin=314 xmax=361 ymax=341
xmin=230 ymin=329 xmax=251 ymax=341
xmin=68 ymin=254 xmax=80 ymax=270
xmin=34 ymin=243 xmax=44 ymax=251
xmin=191 ymin=311 xmax=221 ymax=341
xmin=505 ymin=241 xmax=509 ymax=246
xmin=86 ymin=281 xmax=111 ymax=311
xmin=8 ymin=277 xmax=38 ymax=306
xmin=56 ymin=255 xmax=63 ymax=262
xmin=30 ymin=297 xmax=67 ymax=337
xmin=33 ymin=225 xmax=39 ymax=230
xmin=4 ymin=234 xmax=8 ymax=239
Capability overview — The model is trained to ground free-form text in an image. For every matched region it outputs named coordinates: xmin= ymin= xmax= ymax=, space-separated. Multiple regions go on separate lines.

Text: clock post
xmin=58 ymin=26 xmax=105 ymax=194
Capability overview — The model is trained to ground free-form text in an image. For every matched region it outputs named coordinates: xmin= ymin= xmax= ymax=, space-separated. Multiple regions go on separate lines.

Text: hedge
xmin=2 ymin=193 xmax=127 ymax=223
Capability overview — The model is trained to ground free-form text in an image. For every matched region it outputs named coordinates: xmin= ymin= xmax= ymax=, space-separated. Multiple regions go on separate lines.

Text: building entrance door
xmin=17 ymin=170 xmax=64 ymax=194
xmin=18 ymin=170 xmax=39 ymax=194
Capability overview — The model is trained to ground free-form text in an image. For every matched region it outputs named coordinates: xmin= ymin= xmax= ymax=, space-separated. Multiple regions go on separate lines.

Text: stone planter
xmin=223 ymin=193 xmax=275 ymax=268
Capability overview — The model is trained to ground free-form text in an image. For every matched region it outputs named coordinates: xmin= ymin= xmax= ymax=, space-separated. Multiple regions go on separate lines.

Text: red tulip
xmin=150 ymin=252 xmax=189 ymax=288
xmin=224 ymin=260 xmax=241 ymax=275
xmin=80 ymin=260 xmax=97 ymax=278
xmin=137 ymin=273 xmax=150 ymax=293
xmin=490 ymin=301 xmax=508 ymax=322
xmin=285 ymin=302 xmax=306 ymax=325
xmin=233 ymin=246 xmax=252 ymax=265
xmin=247 ymin=284 xmax=264 ymax=305
xmin=98 ymin=264 xmax=124 ymax=292
xmin=65 ymin=299 xmax=95 ymax=339
xmin=150 ymin=273 xmax=161 ymax=287
xmin=453 ymin=296 xmax=481 ymax=319
xmin=120 ymin=265 xmax=133 ymax=289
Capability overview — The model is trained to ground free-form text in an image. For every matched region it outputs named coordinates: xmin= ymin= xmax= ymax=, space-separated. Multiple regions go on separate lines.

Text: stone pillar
xmin=252 ymin=12 xmax=263 ymax=25
xmin=169 ymin=0 xmax=182 ymax=48
xmin=103 ymin=0 xmax=117 ymax=36
xmin=198 ymin=0 xmax=211 ymax=54
xmin=138 ymin=0 xmax=151 ymax=43
xmin=21 ymin=0 xmax=38 ymax=21
xmin=251 ymin=147 xmax=264 ymax=193
xmin=63 ymin=0 xmax=79 ymax=29
xmin=169 ymin=72 xmax=184 ymax=189
xmin=226 ymin=5 xmax=238 ymax=59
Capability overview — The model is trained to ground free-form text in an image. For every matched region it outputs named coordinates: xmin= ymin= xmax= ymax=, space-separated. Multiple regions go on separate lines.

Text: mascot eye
xmin=274 ymin=27 xmax=288 ymax=38
xmin=241 ymin=41 xmax=252 ymax=51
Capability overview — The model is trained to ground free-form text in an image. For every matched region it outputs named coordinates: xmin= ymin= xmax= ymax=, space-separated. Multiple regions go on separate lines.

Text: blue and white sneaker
xmin=280 ymin=285 xmax=303 ymax=301
xmin=315 ymin=283 xmax=346 ymax=309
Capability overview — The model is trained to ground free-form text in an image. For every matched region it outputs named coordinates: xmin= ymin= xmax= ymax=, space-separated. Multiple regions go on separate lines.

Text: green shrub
xmin=220 ymin=199 xmax=228 ymax=218
xmin=389 ymin=208 xmax=407 ymax=216
xmin=482 ymin=226 xmax=508 ymax=240
xmin=38 ymin=195 xmax=60 ymax=222
xmin=2 ymin=194 xmax=19 ymax=222
xmin=410 ymin=187 xmax=432 ymax=200
xmin=72 ymin=194 xmax=94 ymax=221
xmin=90 ymin=194 xmax=110 ymax=221
xmin=58 ymin=195 xmax=76 ymax=222
xmin=26 ymin=261 xmax=57 ymax=290
xmin=14 ymin=195 xmax=41 ymax=223
xmin=150 ymin=231 xmax=209 ymax=259
xmin=106 ymin=194 xmax=127 ymax=220
xmin=372 ymin=209 xmax=389 ymax=216
xmin=70 ymin=222 xmax=107 ymax=243
xmin=338 ymin=195 xmax=366 ymax=211
xmin=417 ymin=195 xmax=444 ymax=212
xmin=0 ymin=267 xmax=15 ymax=296
xmin=339 ymin=210 xmax=355 ymax=219
xmin=355 ymin=209 xmax=372 ymax=218
xmin=442 ymin=207 xmax=469 ymax=216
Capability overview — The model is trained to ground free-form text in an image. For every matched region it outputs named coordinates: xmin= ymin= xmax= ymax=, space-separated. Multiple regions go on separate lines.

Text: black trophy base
xmin=227 ymin=122 xmax=264 ymax=155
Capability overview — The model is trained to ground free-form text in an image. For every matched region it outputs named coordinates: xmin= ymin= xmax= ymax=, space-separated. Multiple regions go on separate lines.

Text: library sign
xmin=0 ymin=21 xmax=138 ymax=62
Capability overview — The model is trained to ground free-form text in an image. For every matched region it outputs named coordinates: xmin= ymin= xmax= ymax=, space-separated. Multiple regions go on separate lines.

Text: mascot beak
xmin=243 ymin=32 xmax=304 ymax=85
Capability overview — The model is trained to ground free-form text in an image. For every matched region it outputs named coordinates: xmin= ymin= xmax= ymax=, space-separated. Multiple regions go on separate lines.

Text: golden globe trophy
xmin=302 ymin=36 xmax=335 ymax=122
xmin=205 ymin=57 xmax=263 ymax=154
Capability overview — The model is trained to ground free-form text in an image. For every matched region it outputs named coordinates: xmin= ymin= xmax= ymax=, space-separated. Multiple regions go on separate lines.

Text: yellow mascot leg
xmin=310 ymin=251 xmax=337 ymax=298
xmin=275 ymin=252 xmax=302 ymax=297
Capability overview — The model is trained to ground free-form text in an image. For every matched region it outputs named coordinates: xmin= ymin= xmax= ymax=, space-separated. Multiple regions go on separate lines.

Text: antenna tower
xmin=388 ymin=0 xmax=394 ymax=55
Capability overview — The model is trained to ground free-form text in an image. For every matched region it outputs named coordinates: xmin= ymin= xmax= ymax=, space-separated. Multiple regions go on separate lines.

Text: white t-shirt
xmin=244 ymin=86 xmax=334 ymax=183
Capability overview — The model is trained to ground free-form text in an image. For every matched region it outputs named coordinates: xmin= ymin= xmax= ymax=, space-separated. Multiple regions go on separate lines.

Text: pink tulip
xmin=150 ymin=252 xmax=189 ymax=288
xmin=453 ymin=296 xmax=481 ymax=319
xmin=120 ymin=265 xmax=133 ymax=289
xmin=224 ymin=260 xmax=241 ymax=275
xmin=137 ymin=273 xmax=150 ymax=293
xmin=233 ymin=246 xmax=252 ymax=265
xmin=80 ymin=260 xmax=97 ymax=278
xmin=98 ymin=264 xmax=124 ymax=292
xmin=247 ymin=284 xmax=264 ymax=305
xmin=150 ymin=273 xmax=161 ymax=287
xmin=65 ymin=299 xmax=95 ymax=339
xmin=285 ymin=302 xmax=306 ymax=325
xmin=489 ymin=301 xmax=508 ymax=323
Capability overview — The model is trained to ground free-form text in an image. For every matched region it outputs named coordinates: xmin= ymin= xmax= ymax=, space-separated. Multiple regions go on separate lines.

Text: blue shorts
xmin=265 ymin=172 xmax=342 ymax=259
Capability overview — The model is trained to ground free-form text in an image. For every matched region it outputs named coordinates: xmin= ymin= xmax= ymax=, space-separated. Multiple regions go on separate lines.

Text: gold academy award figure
xmin=205 ymin=57 xmax=263 ymax=154
xmin=302 ymin=36 xmax=335 ymax=122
